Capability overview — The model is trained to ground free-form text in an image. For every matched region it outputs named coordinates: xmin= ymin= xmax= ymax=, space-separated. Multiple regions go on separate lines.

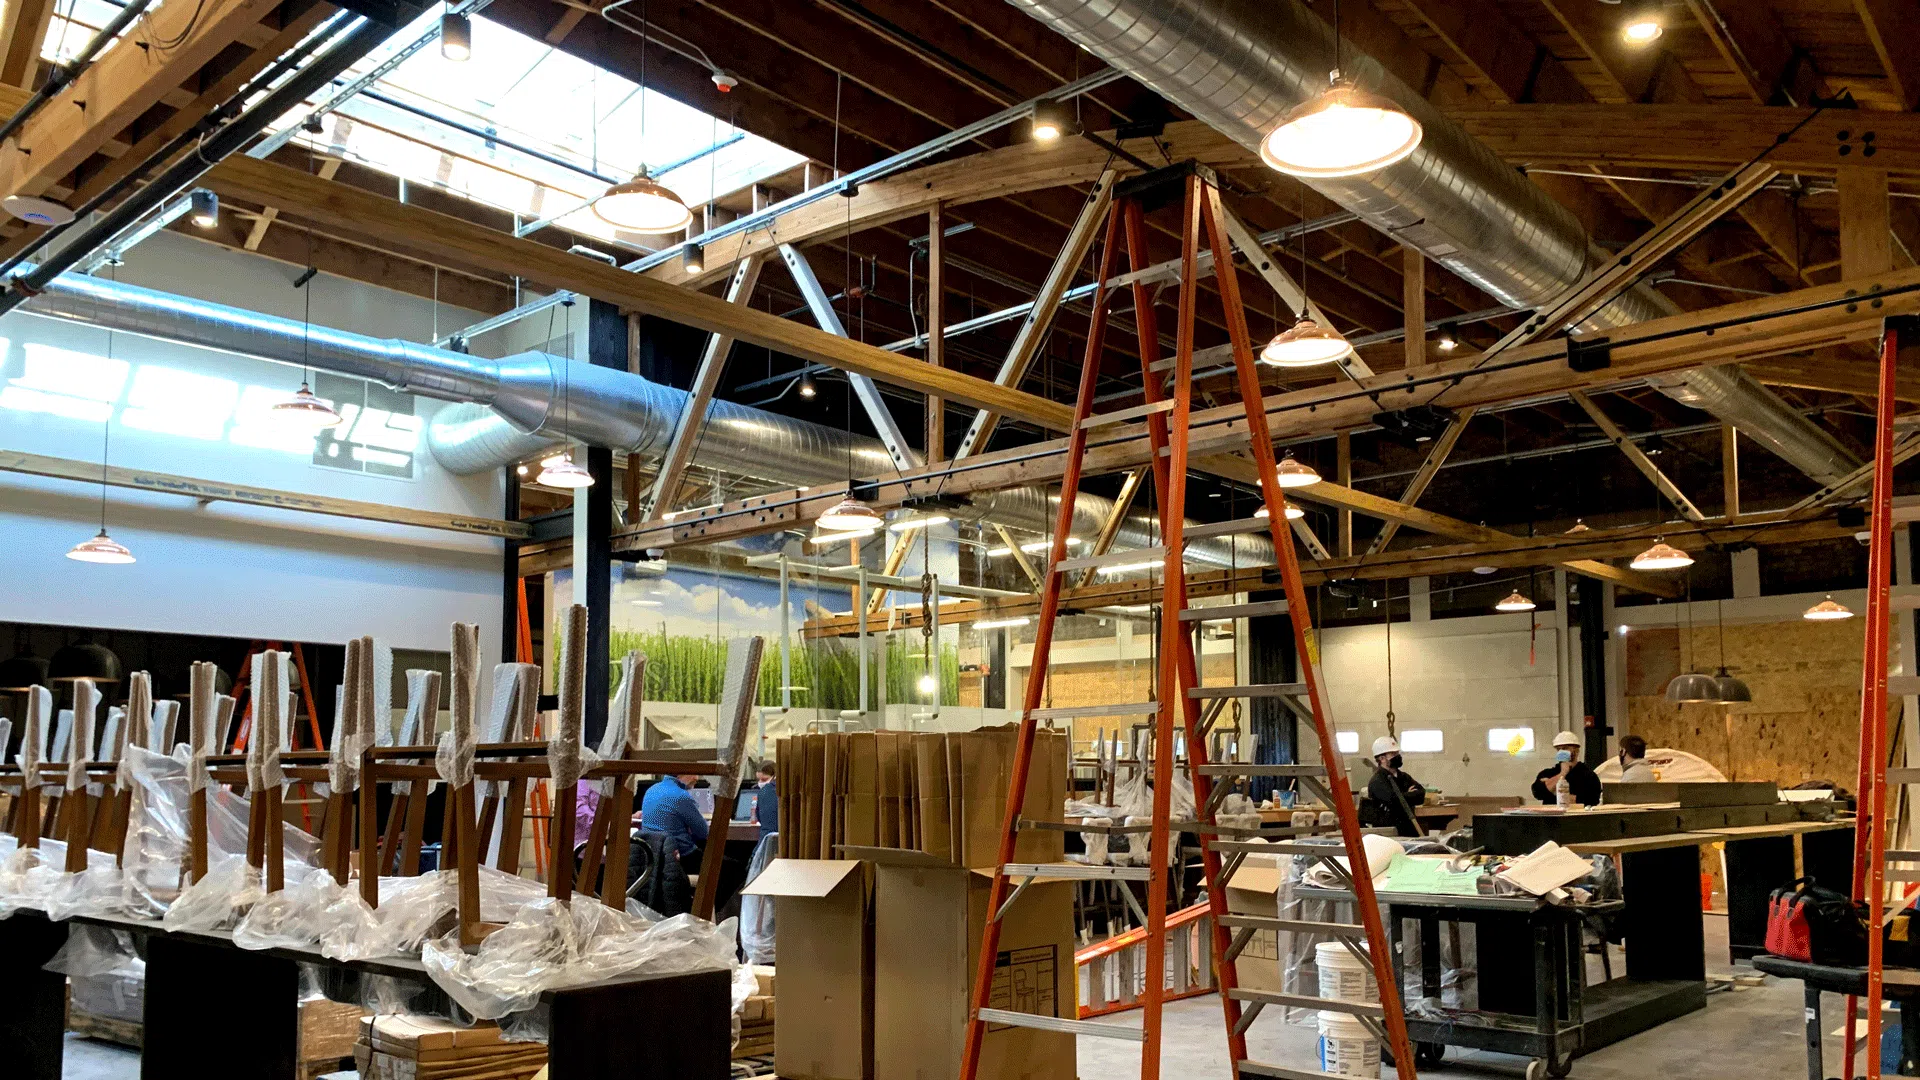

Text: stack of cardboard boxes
xmin=352 ymin=1015 xmax=546 ymax=1080
xmin=735 ymin=965 xmax=777 ymax=1059
xmin=747 ymin=727 xmax=1076 ymax=1080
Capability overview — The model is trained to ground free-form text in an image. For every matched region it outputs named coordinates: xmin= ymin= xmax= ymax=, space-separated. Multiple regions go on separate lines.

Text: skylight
xmin=292 ymin=9 xmax=804 ymax=250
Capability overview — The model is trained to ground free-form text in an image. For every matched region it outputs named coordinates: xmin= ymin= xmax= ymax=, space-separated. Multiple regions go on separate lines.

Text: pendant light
xmin=1261 ymin=184 xmax=1351 ymax=366
xmin=817 ymin=495 xmax=883 ymax=534
xmin=440 ymin=8 xmax=472 ymax=62
xmin=1631 ymin=539 xmax=1693 ymax=571
xmin=1254 ymin=505 xmax=1306 ymax=520
xmin=594 ymin=0 xmax=693 ymax=235
xmin=1664 ymin=582 xmax=1717 ymax=703
xmin=1259 ymin=0 xmax=1421 ymax=179
xmin=1494 ymin=590 xmax=1536 ymax=612
xmin=274 ymin=176 xmax=342 ymax=430
xmin=48 ymin=641 xmax=123 ymax=683
xmin=1804 ymin=596 xmax=1854 ymax=621
xmin=534 ymin=304 xmax=594 ymax=489
xmin=69 ymin=311 xmax=133 ymax=565
xmin=1564 ymin=519 xmax=1591 ymax=534
xmin=1709 ymin=599 xmax=1751 ymax=702
xmin=1274 ymin=453 xmax=1322 ymax=488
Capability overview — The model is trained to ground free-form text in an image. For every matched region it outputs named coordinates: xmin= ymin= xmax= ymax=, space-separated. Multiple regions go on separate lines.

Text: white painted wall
xmin=0 ymin=232 xmax=504 ymax=664
xmin=1308 ymin=613 xmax=1571 ymax=799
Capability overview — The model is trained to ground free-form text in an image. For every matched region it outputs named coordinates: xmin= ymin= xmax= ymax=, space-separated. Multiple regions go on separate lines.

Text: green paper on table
xmin=1381 ymin=854 xmax=1482 ymax=895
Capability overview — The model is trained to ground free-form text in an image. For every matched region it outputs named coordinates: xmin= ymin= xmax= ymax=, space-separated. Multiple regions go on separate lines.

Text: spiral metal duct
xmin=1007 ymin=0 xmax=1860 ymax=486
xmin=14 ymin=269 xmax=1269 ymax=569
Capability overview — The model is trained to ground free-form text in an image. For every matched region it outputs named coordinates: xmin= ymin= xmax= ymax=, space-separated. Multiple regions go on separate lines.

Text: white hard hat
xmin=1552 ymin=730 xmax=1581 ymax=748
xmin=1371 ymin=736 xmax=1399 ymax=757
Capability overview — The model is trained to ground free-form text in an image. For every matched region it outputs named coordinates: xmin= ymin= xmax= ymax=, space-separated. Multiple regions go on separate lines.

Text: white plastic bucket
xmin=1317 ymin=1012 xmax=1380 ymax=1078
xmin=1315 ymin=940 xmax=1376 ymax=1003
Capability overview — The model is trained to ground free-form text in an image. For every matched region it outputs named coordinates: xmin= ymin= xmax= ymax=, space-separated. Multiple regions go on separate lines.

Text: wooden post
xmin=926 ymin=203 xmax=946 ymax=463
xmin=1336 ymin=431 xmax=1354 ymax=557
xmin=1401 ymin=245 xmax=1426 ymax=368
xmin=1721 ymin=424 xmax=1740 ymax=520
xmin=1839 ymin=167 xmax=1893 ymax=280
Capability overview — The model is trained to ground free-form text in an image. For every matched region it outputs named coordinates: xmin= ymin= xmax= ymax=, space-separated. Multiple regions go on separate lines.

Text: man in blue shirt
xmin=755 ymin=760 xmax=778 ymax=834
xmin=641 ymin=772 xmax=710 ymax=874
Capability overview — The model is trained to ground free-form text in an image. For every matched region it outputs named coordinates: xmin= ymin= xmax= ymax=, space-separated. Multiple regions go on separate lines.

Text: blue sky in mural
xmin=550 ymin=564 xmax=818 ymax=638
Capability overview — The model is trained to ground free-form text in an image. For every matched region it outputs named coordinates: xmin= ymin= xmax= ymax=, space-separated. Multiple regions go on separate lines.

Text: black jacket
xmin=1532 ymin=761 xmax=1601 ymax=807
xmin=1364 ymin=768 xmax=1427 ymax=837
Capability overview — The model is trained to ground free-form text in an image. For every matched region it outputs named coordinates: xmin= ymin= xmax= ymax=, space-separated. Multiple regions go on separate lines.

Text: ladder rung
xmin=1054 ymin=546 xmax=1169 ymax=573
xmin=1890 ymin=769 xmax=1920 ymax=784
xmin=1887 ymin=849 xmax=1920 ymax=861
xmin=1079 ymin=399 xmax=1175 ymax=429
xmin=1219 ymin=913 xmax=1366 ymax=937
xmin=1893 ymin=676 xmax=1920 ymax=696
xmin=1238 ymin=1060 xmax=1365 ymax=1080
xmin=1228 ymin=988 xmax=1384 ymax=1018
xmin=1031 ymin=702 xmax=1160 ymax=720
xmin=976 ymin=1007 xmax=1145 ymax=1041
xmin=1193 ymin=763 xmax=1326 ymax=777
xmin=1184 ymin=517 xmax=1271 ymax=541
xmin=1179 ymin=600 xmax=1290 ymax=622
xmin=1889 ymin=869 xmax=1920 ymax=883
xmin=1003 ymin=862 xmax=1152 ymax=881
xmin=1188 ymin=684 xmax=1308 ymax=699
xmin=1213 ymin=839 xmax=1352 ymax=857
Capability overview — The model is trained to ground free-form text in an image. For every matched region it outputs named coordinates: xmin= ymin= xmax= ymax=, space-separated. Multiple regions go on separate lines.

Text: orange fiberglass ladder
xmin=1848 ymin=316 xmax=1914 ymax=1080
xmin=957 ymin=161 xmax=1418 ymax=1080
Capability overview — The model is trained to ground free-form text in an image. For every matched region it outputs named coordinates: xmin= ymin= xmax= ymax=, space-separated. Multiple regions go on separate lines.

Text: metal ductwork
xmin=14 ymin=269 xmax=1271 ymax=569
xmin=1008 ymin=0 xmax=1860 ymax=487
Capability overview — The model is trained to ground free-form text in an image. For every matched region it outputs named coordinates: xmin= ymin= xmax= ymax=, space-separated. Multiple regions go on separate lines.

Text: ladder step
xmin=1893 ymin=676 xmax=1920 ymax=696
xmin=1179 ymin=600 xmax=1291 ymax=622
xmin=1003 ymin=862 xmax=1152 ymax=881
xmin=1219 ymin=913 xmax=1366 ymax=937
xmin=1188 ymin=683 xmax=1308 ymax=699
xmin=975 ymin=1007 xmax=1146 ymax=1041
xmin=1228 ymin=988 xmax=1384 ymax=1018
xmin=1192 ymin=763 xmax=1326 ymax=777
xmin=1030 ymin=702 xmax=1160 ymax=720
xmin=1886 ymin=850 xmax=1920 ymax=861
xmin=1184 ymin=517 xmax=1271 ymax=541
xmin=1213 ymin=839 xmax=1354 ymax=857
xmin=1238 ymin=1060 xmax=1367 ymax=1080
xmin=1054 ymin=546 xmax=1169 ymax=573
xmin=1890 ymin=769 xmax=1920 ymax=785
xmin=1078 ymin=399 xmax=1175 ymax=430
xmin=1889 ymin=869 xmax=1920 ymax=884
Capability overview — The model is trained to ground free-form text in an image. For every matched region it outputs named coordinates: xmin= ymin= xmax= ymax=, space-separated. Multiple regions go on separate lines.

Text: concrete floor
xmin=1074 ymin=916 xmax=1862 ymax=1079
xmin=54 ymin=916 xmax=1868 ymax=1078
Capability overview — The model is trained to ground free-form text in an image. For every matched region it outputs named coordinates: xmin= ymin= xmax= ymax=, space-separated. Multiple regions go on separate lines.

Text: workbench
xmin=1751 ymin=954 xmax=1920 ymax=1079
xmin=1307 ymin=884 xmax=1660 ymax=1079
xmin=0 ymin=907 xmax=732 ymax=1080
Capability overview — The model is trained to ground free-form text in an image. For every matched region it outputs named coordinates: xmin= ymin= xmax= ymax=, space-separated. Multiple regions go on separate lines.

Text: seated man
xmin=641 ymin=771 xmax=710 ymax=876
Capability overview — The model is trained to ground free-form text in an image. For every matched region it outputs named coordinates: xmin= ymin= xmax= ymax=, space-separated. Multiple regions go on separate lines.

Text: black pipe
xmin=1577 ymin=574 xmax=1609 ymax=764
xmin=0 ymin=10 xmax=356 ymax=281
xmin=0 ymin=0 xmax=158 ymax=146
xmin=0 ymin=17 xmax=399 ymax=315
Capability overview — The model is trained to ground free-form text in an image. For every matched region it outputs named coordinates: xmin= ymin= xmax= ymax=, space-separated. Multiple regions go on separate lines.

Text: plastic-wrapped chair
xmin=739 ymin=832 xmax=777 ymax=964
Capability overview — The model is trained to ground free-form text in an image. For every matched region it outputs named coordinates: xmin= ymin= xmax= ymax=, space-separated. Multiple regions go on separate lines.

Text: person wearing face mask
xmin=1362 ymin=736 xmax=1427 ymax=837
xmin=1616 ymin=734 xmax=1656 ymax=782
xmin=1532 ymin=730 xmax=1601 ymax=807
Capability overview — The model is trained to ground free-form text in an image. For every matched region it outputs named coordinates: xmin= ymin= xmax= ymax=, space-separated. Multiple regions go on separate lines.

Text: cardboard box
xmin=853 ymin=846 xmax=1076 ymax=1080
xmin=741 ymin=858 xmax=875 ymax=1080
xmin=1222 ymin=854 xmax=1288 ymax=993
xmin=946 ymin=728 xmax=1069 ymax=867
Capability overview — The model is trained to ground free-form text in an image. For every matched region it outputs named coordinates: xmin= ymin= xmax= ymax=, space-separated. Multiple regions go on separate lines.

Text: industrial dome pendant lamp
xmin=594 ymin=0 xmax=692 ymax=235
xmin=275 ymin=172 xmax=342 ymax=431
xmin=1260 ymin=0 xmax=1423 ymax=179
xmin=536 ymin=305 xmax=595 ymax=489
xmin=69 ymin=314 xmax=133 ymax=564
xmin=1262 ymin=186 xmax=1353 ymax=367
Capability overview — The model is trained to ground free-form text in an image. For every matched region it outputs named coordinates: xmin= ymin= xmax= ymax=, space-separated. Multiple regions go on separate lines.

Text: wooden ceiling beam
xmin=1747 ymin=348 xmax=1920 ymax=404
xmin=0 ymin=0 xmax=55 ymax=89
xmin=1533 ymin=0 xmax=1708 ymax=104
xmin=1854 ymin=0 xmax=1920 ymax=112
xmin=0 ymin=0 xmax=282 ymax=203
xmin=1683 ymin=0 xmax=1828 ymax=106
xmin=204 ymin=154 xmax=1076 ymax=429
xmin=1398 ymin=0 xmax=1585 ymax=104
xmin=1451 ymin=104 xmax=1920 ymax=178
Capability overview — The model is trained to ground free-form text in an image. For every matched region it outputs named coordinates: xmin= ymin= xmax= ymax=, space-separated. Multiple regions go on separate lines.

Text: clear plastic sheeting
xmin=122 ymin=745 xmax=317 ymax=918
xmin=162 ymin=855 xmax=265 ymax=934
xmin=45 ymin=924 xmax=143 ymax=979
xmin=421 ymin=897 xmax=741 ymax=1022
xmin=234 ymin=865 xmax=346 ymax=950
xmin=739 ymin=833 xmax=777 ymax=964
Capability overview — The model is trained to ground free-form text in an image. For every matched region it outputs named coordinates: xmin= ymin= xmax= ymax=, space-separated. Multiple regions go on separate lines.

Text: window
xmin=1335 ymin=731 xmax=1360 ymax=754
xmin=1400 ymin=729 xmax=1445 ymax=753
xmin=1488 ymin=727 xmax=1536 ymax=754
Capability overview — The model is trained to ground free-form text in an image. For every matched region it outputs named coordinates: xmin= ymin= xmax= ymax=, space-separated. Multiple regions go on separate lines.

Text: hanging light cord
xmin=1383 ymin=583 xmax=1395 ymax=734
xmin=99 ymin=271 xmax=115 ymax=531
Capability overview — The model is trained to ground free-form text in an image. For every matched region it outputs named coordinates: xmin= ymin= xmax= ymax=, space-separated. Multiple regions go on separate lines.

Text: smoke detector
xmin=711 ymin=70 xmax=737 ymax=92
xmin=3 ymin=194 xmax=74 ymax=226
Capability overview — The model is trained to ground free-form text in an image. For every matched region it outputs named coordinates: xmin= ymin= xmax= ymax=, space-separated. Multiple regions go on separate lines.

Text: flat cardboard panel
xmin=761 ymin=859 xmax=874 ymax=1080
xmin=873 ymin=861 xmax=1074 ymax=1080
xmin=846 ymin=733 xmax=880 ymax=847
xmin=914 ymin=735 xmax=952 ymax=861
xmin=946 ymin=729 xmax=1068 ymax=867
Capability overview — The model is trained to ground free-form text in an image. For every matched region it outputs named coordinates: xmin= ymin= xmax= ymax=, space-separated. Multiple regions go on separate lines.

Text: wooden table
xmin=0 ymin=907 xmax=731 ymax=1080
